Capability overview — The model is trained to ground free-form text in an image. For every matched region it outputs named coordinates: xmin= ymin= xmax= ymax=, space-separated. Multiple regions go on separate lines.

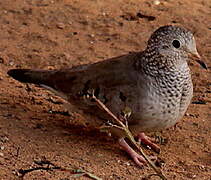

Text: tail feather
xmin=7 ymin=69 xmax=50 ymax=85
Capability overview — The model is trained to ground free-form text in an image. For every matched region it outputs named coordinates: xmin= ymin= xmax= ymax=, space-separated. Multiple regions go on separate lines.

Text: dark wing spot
xmin=69 ymin=76 xmax=77 ymax=82
xmin=103 ymin=95 xmax=108 ymax=104
xmin=119 ymin=92 xmax=127 ymax=102
xmin=149 ymin=106 xmax=153 ymax=109
xmin=82 ymin=80 xmax=91 ymax=94
xmin=94 ymin=87 xmax=100 ymax=98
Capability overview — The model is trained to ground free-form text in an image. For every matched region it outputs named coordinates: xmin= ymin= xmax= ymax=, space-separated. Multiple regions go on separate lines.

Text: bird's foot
xmin=118 ymin=138 xmax=156 ymax=167
xmin=137 ymin=132 xmax=160 ymax=153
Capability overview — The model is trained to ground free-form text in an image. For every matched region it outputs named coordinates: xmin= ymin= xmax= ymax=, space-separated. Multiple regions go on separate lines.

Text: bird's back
xmin=8 ymin=52 xmax=142 ymax=128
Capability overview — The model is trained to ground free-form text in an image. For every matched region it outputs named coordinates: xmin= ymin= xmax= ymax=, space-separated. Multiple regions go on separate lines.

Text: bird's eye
xmin=172 ymin=40 xmax=180 ymax=48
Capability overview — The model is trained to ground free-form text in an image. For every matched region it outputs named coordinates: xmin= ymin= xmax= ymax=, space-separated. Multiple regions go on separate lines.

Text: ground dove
xmin=8 ymin=25 xmax=204 ymax=167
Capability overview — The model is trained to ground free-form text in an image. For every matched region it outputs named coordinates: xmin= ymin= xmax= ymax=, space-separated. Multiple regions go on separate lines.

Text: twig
xmin=18 ymin=166 xmax=60 ymax=177
xmin=91 ymin=94 xmax=167 ymax=180
xmin=72 ymin=169 xmax=102 ymax=180
xmin=17 ymin=160 xmax=102 ymax=180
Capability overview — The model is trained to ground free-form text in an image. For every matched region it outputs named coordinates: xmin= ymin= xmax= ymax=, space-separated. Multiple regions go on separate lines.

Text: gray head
xmin=147 ymin=25 xmax=199 ymax=58
xmin=145 ymin=25 xmax=202 ymax=69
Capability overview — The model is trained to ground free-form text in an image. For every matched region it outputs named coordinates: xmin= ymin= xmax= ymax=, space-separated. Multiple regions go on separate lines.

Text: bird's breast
xmin=130 ymin=75 xmax=184 ymax=132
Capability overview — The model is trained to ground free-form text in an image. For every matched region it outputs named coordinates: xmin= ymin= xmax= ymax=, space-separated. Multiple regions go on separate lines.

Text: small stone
xmin=198 ymin=165 xmax=205 ymax=170
xmin=56 ymin=22 xmax=65 ymax=29
xmin=9 ymin=61 xmax=14 ymax=66
xmin=90 ymin=34 xmax=95 ymax=38
xmin=124 ymin=161 xmax=130 ymax=166
xmin=153 ymin=0 xmax=160 ymax=5
xmin=192 ymin=175 xmax=196 ymax=178
xmin=0 ymin=152 xmax=4 ymax=157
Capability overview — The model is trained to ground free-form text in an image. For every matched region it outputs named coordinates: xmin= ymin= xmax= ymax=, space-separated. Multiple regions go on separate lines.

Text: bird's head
xmin=146 ymin=25 xmax=206 ymax=69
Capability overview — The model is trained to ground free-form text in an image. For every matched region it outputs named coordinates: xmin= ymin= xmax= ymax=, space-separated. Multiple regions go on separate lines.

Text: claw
xmin=137 ymin=133 xmax=160 ymax=153
xmin=118 ymin=138 xmax=146 ymax=167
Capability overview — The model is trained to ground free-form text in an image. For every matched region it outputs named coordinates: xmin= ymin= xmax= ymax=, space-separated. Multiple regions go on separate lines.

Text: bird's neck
xmin=134 ymin=50 xmax=189 ymax=78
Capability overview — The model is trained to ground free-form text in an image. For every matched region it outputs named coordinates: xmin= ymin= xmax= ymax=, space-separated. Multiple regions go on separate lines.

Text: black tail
xmin=7 ymin=69 xmax=50 ymax=85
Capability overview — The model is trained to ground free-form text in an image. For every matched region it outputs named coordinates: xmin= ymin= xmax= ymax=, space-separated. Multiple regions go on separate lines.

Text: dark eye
xmin=172 ymin=40 xmax=180 ymax=48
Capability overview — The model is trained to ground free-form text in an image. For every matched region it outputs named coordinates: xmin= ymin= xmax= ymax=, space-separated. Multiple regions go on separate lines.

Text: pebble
xmin=124 ymin=161 xmax=130 ymax=166
xmin=89 ymin=34 xmax=95 ymax=38
xmin=9 ymin=61 xmax=14 ymax=66
xmin=56 ymin=22 xmax=65 ymax=29
xmin=153 ymin=0 xmax=160 ymax=5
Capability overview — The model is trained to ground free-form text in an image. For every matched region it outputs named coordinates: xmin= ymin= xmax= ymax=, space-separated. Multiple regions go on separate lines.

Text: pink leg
xmin=137 ymin=132 xmax=160 ymax=153
xmin=118 ymin=138 xmax=146 ymax=167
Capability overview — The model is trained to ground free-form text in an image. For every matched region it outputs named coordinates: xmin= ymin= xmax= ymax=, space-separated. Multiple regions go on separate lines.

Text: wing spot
xmin=94 ymin=87 xmax=100 ymax=98
xmin=119 ymin=91 xmax=127 ymax=102
xmin=82 ymin=80 xmax=91 ymax=94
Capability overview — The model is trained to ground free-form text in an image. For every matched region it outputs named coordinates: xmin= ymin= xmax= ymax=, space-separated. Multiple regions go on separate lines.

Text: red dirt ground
xmin=0 ymin=0 xmax=210 ymax=179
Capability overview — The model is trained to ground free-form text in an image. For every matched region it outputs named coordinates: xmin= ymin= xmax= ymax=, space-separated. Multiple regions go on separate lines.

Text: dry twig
xmin=91 ymin=94 xmax=167 ymax=180
xmin=16 ymin=159 xmax=102 ymax=180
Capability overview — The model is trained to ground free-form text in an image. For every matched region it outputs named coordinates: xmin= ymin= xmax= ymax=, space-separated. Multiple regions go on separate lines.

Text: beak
xmin=188 ymin=51 xmax=201 ymax=59
xmin=188 ymin=51 xmax=207 ymax=69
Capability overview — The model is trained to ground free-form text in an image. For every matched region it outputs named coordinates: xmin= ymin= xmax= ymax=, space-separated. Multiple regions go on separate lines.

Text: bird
xmin=7 ymin=25 xmax=204 ymax=167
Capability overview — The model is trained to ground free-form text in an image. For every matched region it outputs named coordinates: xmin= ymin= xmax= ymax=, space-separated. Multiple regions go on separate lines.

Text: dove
xmin=7 ymin=25 xmax=204 ymax=167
